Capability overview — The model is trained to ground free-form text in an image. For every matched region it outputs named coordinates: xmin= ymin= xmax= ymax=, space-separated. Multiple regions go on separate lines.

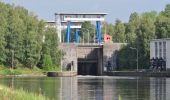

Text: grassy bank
xmin=0 ymin=85 xmax=49 ymax=100
xmin=0 ymin=66 xmax=63 ymax=76
xmin=0 ymin=66 xmax=44 ymax=76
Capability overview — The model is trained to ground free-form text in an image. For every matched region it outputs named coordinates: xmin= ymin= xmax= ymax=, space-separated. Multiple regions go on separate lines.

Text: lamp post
xmin=130 ymin=47 xmax=138 ymax=72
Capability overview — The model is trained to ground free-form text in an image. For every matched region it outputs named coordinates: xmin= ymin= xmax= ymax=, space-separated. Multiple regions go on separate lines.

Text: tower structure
xmin=55 ymin=13 xmax=108 ymax=44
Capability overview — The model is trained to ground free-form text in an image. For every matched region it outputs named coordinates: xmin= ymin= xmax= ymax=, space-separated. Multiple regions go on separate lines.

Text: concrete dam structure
xmin=59 ymin=43 xmax=124 ymax=75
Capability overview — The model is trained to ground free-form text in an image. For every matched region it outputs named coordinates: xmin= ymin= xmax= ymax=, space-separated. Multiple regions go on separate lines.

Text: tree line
xmin=101 ymin=4 xmax=170 ymax=70
xmin=61 ymin=4 xmax=170 ymax=70
xmin=0 ymin=2 xmax=62 ymax=70
xmin=78 ymin=4 xmax=170 ymax=70
xmin=1 ymin=2 xmax=170 ymax=70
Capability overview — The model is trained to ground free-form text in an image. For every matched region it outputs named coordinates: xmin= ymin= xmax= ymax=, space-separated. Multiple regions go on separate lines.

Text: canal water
xmin=0 ymin=76 xmax=169 ymax=100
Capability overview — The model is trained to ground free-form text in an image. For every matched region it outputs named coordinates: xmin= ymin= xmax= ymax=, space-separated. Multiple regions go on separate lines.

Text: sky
xmin=1 ymin=0 xmax=170 ymax=24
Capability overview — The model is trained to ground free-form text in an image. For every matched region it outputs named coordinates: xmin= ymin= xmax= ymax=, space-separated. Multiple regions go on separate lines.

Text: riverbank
xmin=0 ymin=66 xmax=77 ymax=77
xmin=0 ymin=66 xmax=45 ymax=77
xmin=0 ymin=85 xmax=49 ymax=100
xmin=104 ymin=71 xmax=170 ymax=77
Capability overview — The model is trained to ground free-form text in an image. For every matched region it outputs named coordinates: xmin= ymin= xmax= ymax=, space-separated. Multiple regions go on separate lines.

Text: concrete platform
xmin=103 ymin=71 xmax=170 ymax=77
xmin=47 ymin=71 xmax=77 ymax=77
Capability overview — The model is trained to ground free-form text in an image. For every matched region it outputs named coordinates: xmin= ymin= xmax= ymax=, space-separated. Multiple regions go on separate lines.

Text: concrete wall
xmin=97 ymin=48 xmax=103 ymax=75
xmin=103 ymin=43 xmax=126 ymax=71
xmin=59 ymin=43 xmax=125 ymax=75
xmin=77 ymin=47 xmax=98 ymax=60
xmin=167 ymin=41 xmax=170 ymax=69
xmin=59 ymin=43 xmax=77 ymax=71
xmin=150 ymin=42 xmax=155 ymax=58
xmin=77 ymin=46 xmax=103 ymax=75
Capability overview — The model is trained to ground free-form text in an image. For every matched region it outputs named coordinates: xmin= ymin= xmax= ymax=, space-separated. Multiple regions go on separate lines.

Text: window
xmin=155 ymin=42 xmax=158 ymax=57
xmin=159 ymin=42 xmax=162 ymax=58
xmin=163 ymin=41 xmax=166 ymax=59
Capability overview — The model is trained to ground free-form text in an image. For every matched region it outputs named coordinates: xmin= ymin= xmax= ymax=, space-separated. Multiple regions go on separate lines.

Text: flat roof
xmin=151 ymin=38 xmax=170 ymax=41
xmin=55 ymin=13 xmax=108 ymax=15
xmin=46 ymin=21 xmax=84 ymax=23
xmin=46 ymin=21 xmax=55 ymax=23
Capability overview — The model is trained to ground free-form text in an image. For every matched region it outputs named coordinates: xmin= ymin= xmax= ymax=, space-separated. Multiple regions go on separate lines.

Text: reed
xmin=0 ymin=85 xmax=49 ymax=100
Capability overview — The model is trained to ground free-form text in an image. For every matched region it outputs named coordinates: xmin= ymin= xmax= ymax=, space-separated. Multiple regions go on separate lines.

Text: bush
xmin=43 ymin=55 xmax=53 ymax=71
xmin=0 ymin=69 xmax=22 ymax=75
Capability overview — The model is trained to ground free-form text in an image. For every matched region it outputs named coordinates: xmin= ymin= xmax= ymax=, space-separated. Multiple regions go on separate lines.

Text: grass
xmin=0 ymin=85 xmax=49 ymax=100
xmin=0 ymin=66 xmax=44 ymax=76
xmin=0 ymin=65 xmax=66 ymax=76
xmin=43 ymin=66 xmax=62 ymax=72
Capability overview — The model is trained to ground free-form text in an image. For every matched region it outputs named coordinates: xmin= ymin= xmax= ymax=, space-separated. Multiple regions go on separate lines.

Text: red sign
xmin=104 ymin=34 xmax=112 ymax=43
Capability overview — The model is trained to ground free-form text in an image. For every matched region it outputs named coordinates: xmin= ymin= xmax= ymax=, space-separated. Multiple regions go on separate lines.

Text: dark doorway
xmin=78 ymin=61 xmax=97 ymax=75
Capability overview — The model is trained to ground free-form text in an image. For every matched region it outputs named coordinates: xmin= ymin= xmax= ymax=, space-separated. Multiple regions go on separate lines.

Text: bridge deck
xmin=78 ymin=43 xmax=103 ymax=48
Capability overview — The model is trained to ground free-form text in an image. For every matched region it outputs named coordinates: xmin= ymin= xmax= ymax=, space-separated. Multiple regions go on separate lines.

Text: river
xmin=0 ymin=76 xmax=169 ymax=100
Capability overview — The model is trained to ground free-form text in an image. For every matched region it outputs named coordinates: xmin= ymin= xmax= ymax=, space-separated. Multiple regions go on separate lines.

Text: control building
xmin=150 ymin=38 xmax=170 ymax=70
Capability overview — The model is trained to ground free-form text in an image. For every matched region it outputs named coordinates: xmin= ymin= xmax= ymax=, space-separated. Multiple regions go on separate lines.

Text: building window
xmin=159 ymin=42 xmax=162 ymax=58
xmin=163 ymin=41 xmax=166 ymax=59
xmin=155 ymin=42 xmax=158 ymax=58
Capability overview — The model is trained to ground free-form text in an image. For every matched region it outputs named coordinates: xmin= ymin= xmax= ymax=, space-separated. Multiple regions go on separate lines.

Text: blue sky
xmin=2 ymin=0 xmax=170 ymax=23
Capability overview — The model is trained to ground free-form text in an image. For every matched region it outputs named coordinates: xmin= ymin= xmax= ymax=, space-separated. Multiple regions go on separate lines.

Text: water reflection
xmin=0 ymin=76 xmax=169 ymax=100
xmin=150 ymin=78 xmax=166 ymax=100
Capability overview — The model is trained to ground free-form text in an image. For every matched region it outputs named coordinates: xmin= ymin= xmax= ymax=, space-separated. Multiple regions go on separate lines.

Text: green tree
xmin=118 ymin=11 xmax=157 ymax=70
xmin=5 ymin=7 xmax=26 ymax=67
xmin=40 ymin=27 xmax=62 ymax=70
xmin=43 ymin=54 xmax=53 ymax=70
xmin=0 ymin=2 xmax=9 ymax=65
xmin=135 ymin=11 xmax=157 ymax=69
xmin=125 ymin=12 xmax=139 ymax=43
xmin=80 ymin=21 xmax=95 ymax=43
xmin=113 ymin=19 xmax=126 ymax=42
xmin=155 ymin=4 xmax=170 ymax=38
xmin=0 ymin=2 xmax=63 ymax=70
xmin=101 ymin=22 xmax=114 ymax=35
xmin=155 ymin=15 xmax=170 ymax=38
xmin=161 ymin=4 xmax=170 ymax=17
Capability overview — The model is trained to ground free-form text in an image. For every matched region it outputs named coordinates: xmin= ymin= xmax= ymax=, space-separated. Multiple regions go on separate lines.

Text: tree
xmin=40 ymin=27 xmax=62 ymax=70
xmin=101 ymin=22 xmax=114 ymax=35
xmin=135 ymin=11 xmax=157 ymax=69
xmin=0 ymin=2 xmax=63 ymax=70
xmin=125 ymin=12 xmax=139 ymax=43
xmin=80 ymin=21 xmax=95 ymax=43
xmin=155 ymin=15 xmax=170 ymax=38
xmin=161 ymin=4 xmax=170 ymax=17
xmin=118 ymin=11 xmax=157 ymax=70
xmin=155 ymin=4 xmax=170 ymax=38
xmin=42 ymin=54 xmax=53 ymax=70
xmin=0 ymin=5 xmax=8 ymax=65
xmin=5 ymin=7 xmax=26 ymax=67
xmin=113 ymin=19 xmax=126 ymax=42
xmin=101 ymin=22 xmax=114 ymax=37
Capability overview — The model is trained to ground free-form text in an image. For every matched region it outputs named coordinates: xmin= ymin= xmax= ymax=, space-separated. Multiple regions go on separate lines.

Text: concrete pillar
xmin=97 ymin=21 xmax=102 ymax=44
xmin=97 ymin=48 xmax=103 ymax=75
xmin=66 ymin=21 xmax=71 ymax=43
xmin=55 ymin=14 xmax=62 ymax=42
xmin=75 ymin=28 xmax=79 ymax=45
